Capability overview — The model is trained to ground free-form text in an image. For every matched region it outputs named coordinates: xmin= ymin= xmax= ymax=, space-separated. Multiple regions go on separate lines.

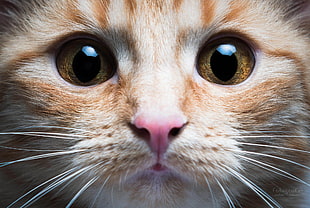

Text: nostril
xmin=169 ymin=127 xmax=182 ymax=137
xmin=129 ymin=123 xmax=150 ymax=139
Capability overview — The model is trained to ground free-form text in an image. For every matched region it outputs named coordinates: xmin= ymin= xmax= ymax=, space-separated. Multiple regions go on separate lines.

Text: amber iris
xmin=57 ymin=39 xmax=116 ymax=86
xmin=198 ymin=38 xmax=255 ymax=85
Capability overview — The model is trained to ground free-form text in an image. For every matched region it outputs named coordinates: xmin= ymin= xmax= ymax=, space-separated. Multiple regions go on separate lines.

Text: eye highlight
xmin=56 ymin=39 xmax=116 ymax=86
xmin=197 ymin=37 xmax=255 ymax=85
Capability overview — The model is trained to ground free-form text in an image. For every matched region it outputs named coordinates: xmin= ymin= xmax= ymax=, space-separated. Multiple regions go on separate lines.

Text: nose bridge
xmin=132 ymin=62 xmax=185 ymax=120
xmin=127 ymin=5 xmax=185 ymax=123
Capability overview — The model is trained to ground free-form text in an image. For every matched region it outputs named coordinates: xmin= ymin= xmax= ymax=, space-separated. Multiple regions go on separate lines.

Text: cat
xmin=0 ymin=0 xmax=309 ymax=207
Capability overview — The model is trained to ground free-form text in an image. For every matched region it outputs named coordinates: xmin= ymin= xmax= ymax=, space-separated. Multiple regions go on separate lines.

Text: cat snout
xmin=131 ymin=114 xmax=187 ymax=156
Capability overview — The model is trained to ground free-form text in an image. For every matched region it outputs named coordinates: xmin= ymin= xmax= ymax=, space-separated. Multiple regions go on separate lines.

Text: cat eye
xmin=197 ymin=37 xmax=255 ymax=85
xmin=56 ymin=39 xmax=116 ymax=86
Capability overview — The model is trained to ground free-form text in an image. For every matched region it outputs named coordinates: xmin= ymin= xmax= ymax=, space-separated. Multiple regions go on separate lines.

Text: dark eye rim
xmin=196 ymin=32 xmax=258 ymax=86
xmin=53 ymin=34 xmax=118 ymax=87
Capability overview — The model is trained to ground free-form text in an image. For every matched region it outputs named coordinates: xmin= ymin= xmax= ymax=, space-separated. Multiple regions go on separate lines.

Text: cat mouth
xmin=151 ymin=163 xmax=167 ymax=172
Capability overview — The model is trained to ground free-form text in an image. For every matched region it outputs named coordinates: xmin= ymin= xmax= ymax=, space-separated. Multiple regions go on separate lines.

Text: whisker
xmin=233 ymin=150 xmax=310 ymax=170
xmin=0 ymin=145 xmax=68 ymax=152
xmin=9 ymin=125 xmax=93 ymax=134
xmin=0 ymin=132 xmax=87 ymax=140
xmin=204 ymin=175 xmax=216 ymax=208
xmin=237 ymin=135 xmax=310 ymax=139
xmin=238 ymin=131 xmax=289 ymax=134
xmin=229 ymin=131 xmax=304 ymax=138
xmin=20 ymin=165 xmax=97 ymax=208
xmin=119 ymin=169 xmax=130 ymax=191
xmin=0 ymin=149 xmax=87 ymax=167
xmin=55 ymin=171 xmax=89 ymax=195
xmin=111 ymin=186 xmax=115 ymax=207
xmin=55 ymin=161 xmax=106 ymax=195
xmin=238 ymin=142 xmax=310 ymax=154
xmin=225 ymin=166 xmax=282 ymax=208
xmin=66 ymin=176 xmax=99 ymax=208
xmin=215 ymin=179 xmax=235 ymax=208
xmin=223 ymin=166 xmax=282 ymax=208
xmin=6 ymin=167 xmax=79 ymax=208
xmin=237 ymin=155 xmax=310 ymax=186
xmin=90 ymin=175 xmax=111 ymax=208
xmin=223 ymin=131 xmax=290 ymax=136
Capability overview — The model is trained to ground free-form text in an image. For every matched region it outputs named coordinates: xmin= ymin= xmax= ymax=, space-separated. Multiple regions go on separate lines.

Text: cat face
xmin=0 ymin=0 xmax=309 ymax=207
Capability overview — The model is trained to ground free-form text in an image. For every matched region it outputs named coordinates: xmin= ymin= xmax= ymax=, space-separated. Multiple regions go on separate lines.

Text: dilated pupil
xmin=210 ymin=44 xmax=238 ymax=82
xmin=72 ymin=46 xmax=101 ymax=83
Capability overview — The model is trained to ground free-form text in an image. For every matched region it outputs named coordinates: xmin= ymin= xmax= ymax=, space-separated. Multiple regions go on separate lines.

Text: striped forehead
xmin=71 ymin=0 xmax=235 ymax=65
xmin=74 ymin=0 xmax=233 ymax=30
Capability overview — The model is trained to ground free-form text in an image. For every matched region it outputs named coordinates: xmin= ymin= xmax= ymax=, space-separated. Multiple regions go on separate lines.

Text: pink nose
xmin=133 ymin=114 xmax=186 ymax=157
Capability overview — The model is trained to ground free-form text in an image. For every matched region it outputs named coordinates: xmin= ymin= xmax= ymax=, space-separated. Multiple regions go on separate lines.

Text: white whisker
xmin=204 ymin=175 xmax=216 ymax=208
xmin=121 ymin=169 xmax=130 ymax=190
xmin=238 ymin=155 xmax=310 ymax=186
xmin=239 ymin=131 xmax=290 ymax=134
xmin=66 ymin=176 xmax=99 ymax=208
xmin=55 ymin=171 xmax=89 ymax=195
xmin=233 ymin=150 xmax=310 ymax=170
xmin=224 ymin=131 xmax=289 ymax=137
xmin=90 ymin=175 xmax=111 ymax=208
xmin=0 ymin=145 xmax=68 ymax=152
xmin=10 ymin=125 xmax=93 ymax=134
xmin=215 ymin=179 xmax=235 ymax=208
xmin=237 ymin=135 xmax=310 ymax=139
xmin=223 ymin=166 xmax=282 ymax=208
xmin=20 ymin=165 xmax=97 ymax=208
xmin=238 ymin=142 xmax=310 ymax=154
xmin=6 ymin=167 xmax=78 ymax=208
xmin=55 ymin=161 xmax=106 ymax=195
xmin=0 ymin=131 xmax=87 ymax=140
xmin=0 ymin=149 xmax=86 ymax=167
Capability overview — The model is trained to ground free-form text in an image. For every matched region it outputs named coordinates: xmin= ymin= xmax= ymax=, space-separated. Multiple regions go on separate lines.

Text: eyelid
xmin=47 ymin=33 xmax=104 ymax=57
xmin=200 ymin=30 xmax=260 ymax=55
